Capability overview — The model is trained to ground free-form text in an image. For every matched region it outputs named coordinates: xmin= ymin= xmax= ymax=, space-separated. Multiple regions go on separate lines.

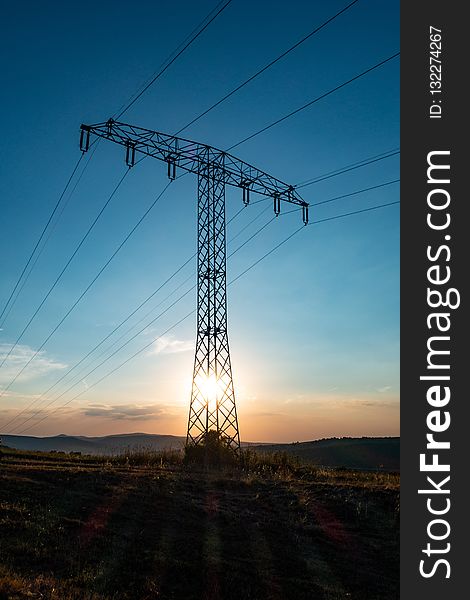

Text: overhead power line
xmin=0 ymin=203 xmax=249 ymax=430
xmin=280 ymin=179 xmax=400 ymax=215
xmin=309 ymin=199 xmax=400 ymax=224
xmin=3 ymin=176 xmax=398 ymax=430
xmin=0 ymin=142 xmax=102 ymax=329
xmin=114 ymin=0 xmax=234 ymax=120
xmin=0 ymin=0 xmax=232 ymax=384
xmin=61 ymin=203 xmax=250 ymax=382
xmin=61 ymin=204 xmax=250 ymax=378
xmin=228 ymin=51 xmax=400 ymax=150
xmin=8 ymin=199 xmax=399 ymax=435
xmin=13 ymin=307 xmax=198 ymax=436
xmin=228 ymin=204 xmax=271 ymax=244
xmin=311 ymin=179 xmax=399 ymax=207
xmin=1 ymin=0 xmax=233 ymax=343
xmin=0 ymin=0 xmax=233 ymax=379
xmin=1 ymin=170 xmax=399 ymax=429
xmin=0 ymin=1 xmax=234 ymax=390
xmin=0 ymin=153 xmax=85 ymax=328
xmin=0 ymin=252 xmax=193 ymax=431
xmin=0 ymin=179 xmax=171 ymax=397
xmin=295 ymin=148 xmax=400 ymax=188
xmin=0 ymin=169 xmax=130 ymax=374
xmin=3 ymin=15 xmax=401 ymax=435
xmin=231 ymin=201 xmax=400 ymax=283
xmin=6 ymin=205 xmax=282 ymax=433
xmin=175 ymin=0 xmax=361 ymax=134
xmin=12 ymin=289 xmax=196 ymax=435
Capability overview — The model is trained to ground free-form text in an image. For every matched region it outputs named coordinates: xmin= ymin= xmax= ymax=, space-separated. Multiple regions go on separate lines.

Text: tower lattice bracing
xmin=79 ymin=120 xmax=308 ymax=452
xmin=187 ymin=150 xmax=240 ymax=448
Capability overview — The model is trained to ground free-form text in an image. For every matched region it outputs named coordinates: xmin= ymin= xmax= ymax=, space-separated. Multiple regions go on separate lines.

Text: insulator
xmin=106 ymin=118 xmax=114 ymax=136
xmin=241 ymin=179 xmax=251 ymax=206
xmin=167 ymin=158 xmax=176 ymax=180
xmin=79 ymin=127 xmax=90 ymax=153
xmin=273 ymin=194 xmax=281 ymax=216
xmin=125 ymin=141 xmax=136 ymax=168
xmin=302 ymin=204 xmax=309 ymax=225
xmin=242 ymin=186 xmax=250 ymax=206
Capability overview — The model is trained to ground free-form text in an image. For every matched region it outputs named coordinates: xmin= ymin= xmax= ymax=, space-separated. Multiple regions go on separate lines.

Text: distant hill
xmin=0 ymin=433 xmax=267 ymax=455
xmin=1 ymin=433 xmax=399 ymax=470
xmin=1 ymin=433 xmax=185 ymax=455
xmin=251 ymin=437 xmax=399 ymax=471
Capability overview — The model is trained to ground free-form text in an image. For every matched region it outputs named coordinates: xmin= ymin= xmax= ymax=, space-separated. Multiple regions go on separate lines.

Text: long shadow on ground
xmin=0 ymin=458 xmax=399 ymax=600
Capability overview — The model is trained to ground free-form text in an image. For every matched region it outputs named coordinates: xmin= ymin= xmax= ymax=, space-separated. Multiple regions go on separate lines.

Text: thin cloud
xmin=0 ymin=343 xmax=67 ymax=387
xmin=247 ymin=411 xmax=284 ymax=418
xmin=377 ymin=385 xmax=392 ymax=393
xmin=0 ymin=404 xmax=74 ymax=421
xmin=338 ymin=397 xmax=399 ymax=409
xmin=0 ymin=390 xmax=43 ymax=401
xmin=279 ymin=393 xmax=399 ymax=411
xmin=147 ymin=335 xmax=194 ymax=356
xmin=82 ymin=403 xmax=167 ymax=421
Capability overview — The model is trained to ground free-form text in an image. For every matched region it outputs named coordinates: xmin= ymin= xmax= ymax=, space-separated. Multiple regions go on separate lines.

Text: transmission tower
xmin=80 ymin=120 xmax=308 ymax=450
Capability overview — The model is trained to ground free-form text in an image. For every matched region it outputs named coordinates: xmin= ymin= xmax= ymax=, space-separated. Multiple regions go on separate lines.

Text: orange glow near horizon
xmin=2 ymin=387 xmax=400 ymax=443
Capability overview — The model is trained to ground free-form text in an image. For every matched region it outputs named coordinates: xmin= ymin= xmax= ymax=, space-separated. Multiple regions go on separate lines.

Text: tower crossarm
xmin=80 ymin=120 xmax=309 ymax=219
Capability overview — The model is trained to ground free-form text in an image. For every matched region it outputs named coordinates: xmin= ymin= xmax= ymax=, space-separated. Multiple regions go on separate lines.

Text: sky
xmin=0 ymin=0 xmax=399 ymax=442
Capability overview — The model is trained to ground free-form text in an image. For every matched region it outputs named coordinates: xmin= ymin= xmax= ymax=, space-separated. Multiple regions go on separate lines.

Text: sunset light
xmin=196 ymin=374 xmax=219 ymax=413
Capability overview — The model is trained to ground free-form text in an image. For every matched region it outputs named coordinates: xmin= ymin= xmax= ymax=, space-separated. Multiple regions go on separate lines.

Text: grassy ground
xmin=0 ymin=448 xmax=399 ymax=600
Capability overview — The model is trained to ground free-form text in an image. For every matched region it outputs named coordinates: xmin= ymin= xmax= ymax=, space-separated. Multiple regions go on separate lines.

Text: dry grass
xmin=0 ymin=447 xmax=399 ymax=599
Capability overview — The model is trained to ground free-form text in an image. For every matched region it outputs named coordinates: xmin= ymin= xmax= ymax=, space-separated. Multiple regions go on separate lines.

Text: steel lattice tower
xmin=79 ymin=120 xmax=308 ymax=452
xmin=187 ymin=150 xmax=239 ymax=448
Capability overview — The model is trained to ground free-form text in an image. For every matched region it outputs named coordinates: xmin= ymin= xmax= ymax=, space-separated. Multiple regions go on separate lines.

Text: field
xmin=0 ymin=448 xmax=399 ymax=600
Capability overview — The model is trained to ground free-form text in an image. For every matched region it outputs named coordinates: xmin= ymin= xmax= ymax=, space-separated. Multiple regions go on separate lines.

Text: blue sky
xmin=0 ymin=0 xmax=399 ymax=442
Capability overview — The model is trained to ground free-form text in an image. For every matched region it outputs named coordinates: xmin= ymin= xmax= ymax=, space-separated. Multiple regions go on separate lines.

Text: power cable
xmin=231 ymin=201 xmax=400 ymax=283
xmin=307 ymin=178 xmax=399 ymax=208
xmin=0 ymin=169 xmax=130 ymax=373
xmin=261 ymin=178 xmax=400 ymax=214
xmin=295 ymin=148 xmax=400 ymax=189
xmin=0 ymin=204 xmax=249 ymax=429
xmin=14 ymin=307 xmax=197 ymax=436
xmin=1 ymin=0 xmax=236 ymax=385
xmin=1 ymin=173 xmax=398 ymax=426
xmin=175 ymin=0 xmax=361 ymax=135
xmin=0 ymin=180 xmax=171 ymax=396
xmin=0 ymin=154 xmax=85 ymax=328
xmin=7 ymin=204 xmax=279 ymax=432
xmin=2 ymin=0 xmax=237 ymax=382
xmin=227 ymin=204 xmax=271 ymax=244
xmin=0 ymin=142 xmax=102 ymax=328
xmin=8 ymin=199 xmax=399 ymax=434
xmin=114 ymin=0 xmax=234 ymax=120
xmin=72 ymin=203 xmax=250 ymax=369
xmin=227 ymin=51 xmax=400 ymax=151
xmin=308 ymin=199 xmax=399 ymax=224
xmin=0 ymin=253 xmax=192 ymax=431
xmin=12 ymin=288 xmax=196 ymax=435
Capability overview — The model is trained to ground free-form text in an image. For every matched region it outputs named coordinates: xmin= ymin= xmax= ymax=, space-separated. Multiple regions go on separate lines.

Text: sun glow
xmin=196 ymin=374 xmax=219 ymax=412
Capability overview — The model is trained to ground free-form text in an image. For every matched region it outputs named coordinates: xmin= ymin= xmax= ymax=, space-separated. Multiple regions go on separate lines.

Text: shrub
xmin=184 ymin=430 xmax=238 ymax=467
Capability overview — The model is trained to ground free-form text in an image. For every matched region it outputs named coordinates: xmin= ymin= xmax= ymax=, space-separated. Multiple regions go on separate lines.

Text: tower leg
xmin=186 ymin=150 xmax=240 ymax=450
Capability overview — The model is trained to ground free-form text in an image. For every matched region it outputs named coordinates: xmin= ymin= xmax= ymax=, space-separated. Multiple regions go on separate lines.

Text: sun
xmin=196 ymin=374 xmax=219 ymax=412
